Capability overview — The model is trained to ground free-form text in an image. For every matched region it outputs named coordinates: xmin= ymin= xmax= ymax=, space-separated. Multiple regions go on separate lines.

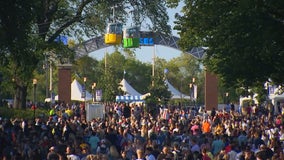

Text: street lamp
xmin=189 ymin=83 xmax=193 ymax=106
xmin=225 ymin=92 xmax=229 ymax=104
xmin=189 ymin=77 xmax=196 ymax=108
xmin=192 ymin=77 xmax=195 ymax=83
xmin=83 ymin=77 xmax=87 ymax=107
xmin=92 ymin=82 xmax=96 ymax=103
xmin=32 ymin=79 xmax=37 ymax=122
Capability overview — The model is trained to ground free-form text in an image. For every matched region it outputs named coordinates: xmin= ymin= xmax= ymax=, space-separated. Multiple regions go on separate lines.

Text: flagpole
xmin=123 ymin=70 xmax=126 ymax=79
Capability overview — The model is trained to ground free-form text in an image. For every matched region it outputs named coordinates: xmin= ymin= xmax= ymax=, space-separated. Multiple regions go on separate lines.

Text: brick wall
xmin=58 ymin=64 xmax=72 ymax=104
xmin=205 ymin=71 xmax=218 ymax=111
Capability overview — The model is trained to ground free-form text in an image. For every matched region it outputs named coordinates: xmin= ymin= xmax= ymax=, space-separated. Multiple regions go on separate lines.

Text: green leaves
xmin=0 ymin=0 xmax=176 ymax=108
xmin=176 ymin=0 xmax=284 ymax=90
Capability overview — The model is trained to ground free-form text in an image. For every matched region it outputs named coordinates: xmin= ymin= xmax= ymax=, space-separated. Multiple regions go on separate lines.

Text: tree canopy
xmin=0 ymin=0 xmax=177 ymax=108
xmin=175 ymin=0 xmax=284 ymax=90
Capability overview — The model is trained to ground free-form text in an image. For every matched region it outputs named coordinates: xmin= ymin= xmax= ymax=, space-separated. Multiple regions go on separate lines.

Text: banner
xmin=81 ymin=85 xmax=86 ymax=98
xmin=96 ymin=89 xmax=102 ymax=102
xmin=193 ymin=84 xmax=198 ymax=100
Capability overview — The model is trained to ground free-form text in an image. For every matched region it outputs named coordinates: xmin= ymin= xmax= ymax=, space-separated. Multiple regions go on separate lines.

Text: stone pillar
xmin=58 ymin=64 xmax=72 ymax=104
xmin=205 ymin=71 xmax=218 ymax=111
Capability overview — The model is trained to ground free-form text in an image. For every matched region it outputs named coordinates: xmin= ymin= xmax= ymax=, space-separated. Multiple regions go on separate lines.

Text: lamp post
xmin=225 ymin=92 xmax=229 ymax=104
xmin=189 ymin=83 xmax=193 ymax=106
xmin=83 ymin=77 xmax=87 ymax=107
xmin=92 ymin=82 xmax=96 ymax=103
xmin=32 ymin=79 xmax=37 ymax=122
xmin=189 ymin=77 xmax=196 ymax=108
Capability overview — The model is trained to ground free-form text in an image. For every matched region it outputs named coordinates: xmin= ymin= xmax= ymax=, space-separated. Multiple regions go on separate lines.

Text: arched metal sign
xmin=73 ymin=32 xmax=218 ymax=111
xmin=74 ymin=32 xmax=205 ymax=59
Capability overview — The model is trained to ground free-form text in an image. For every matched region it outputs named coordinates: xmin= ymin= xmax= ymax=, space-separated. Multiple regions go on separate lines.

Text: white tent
xmin=71 ymin=79 xmax=92 ymax=101
xmin=116 ymin=79 xmax=147 ymax=102
xmin=115 ymin=95 xmax=144 ymax=102
xmin=44 ymin=95 xmax=58 ymax=102
xmin=269 ymin=87 xmax=284 ymax=104
xmin=45 ymin=79 xmax=92 ymax=102
xmin=119 ymin=78 xmax=142 ymax=96
xmin=269 ymin=90 xmax=284 ymax=114
xmin=165 ymin=79 xmax=191 ymax=99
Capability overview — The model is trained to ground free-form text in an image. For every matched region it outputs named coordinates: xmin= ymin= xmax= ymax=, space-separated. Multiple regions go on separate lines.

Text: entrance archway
xmin=71 ymin=31 xmax=217 ymax=110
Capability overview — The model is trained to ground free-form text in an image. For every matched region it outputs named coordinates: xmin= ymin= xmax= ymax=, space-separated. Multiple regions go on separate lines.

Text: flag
xmin=123 ymin=70 xmax=126 ymax=78
xmin=164 ymin=68 xmax=169 ymax=74
xmin=55 ymin=35 xmax=68 ymax=45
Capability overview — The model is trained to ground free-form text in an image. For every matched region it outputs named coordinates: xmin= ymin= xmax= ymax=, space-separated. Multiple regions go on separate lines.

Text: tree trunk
xmin=13 ymin=84 xmax=27 ymax=109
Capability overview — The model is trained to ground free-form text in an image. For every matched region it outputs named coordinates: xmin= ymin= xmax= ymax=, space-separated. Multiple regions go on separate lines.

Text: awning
xmin=115 ymin=95 xmax=144 ymax=102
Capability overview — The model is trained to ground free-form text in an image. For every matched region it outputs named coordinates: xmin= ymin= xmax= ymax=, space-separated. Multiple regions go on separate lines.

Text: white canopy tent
xmin=269 ymin=86 xmax=284 ymax=103
xmin=165 ymin=79 xmax=191 ymax=100
xmin=268 ymin=87 xmax=284 ymax=114
xmin=44 ymin=95 xmax=58 ymax=102
xmin=115 ymin=95 xmax=144 ymax=102
xmin=45 ymin=79 xmax=92 ymax=102
xmin=119 ymin=78 xmax=142 ymax=96
xmin=116 ymin=78 xmax=148 ymax=102
xmin=71 ymin=79 xmax=92 ymax=101
xmin=271 ymin=94 xmax=284 ymax=103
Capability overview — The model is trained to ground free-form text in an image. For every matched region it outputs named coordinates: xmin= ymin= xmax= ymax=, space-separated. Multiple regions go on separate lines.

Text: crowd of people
xmin=0 ymin=101 xmax=283 ymax=160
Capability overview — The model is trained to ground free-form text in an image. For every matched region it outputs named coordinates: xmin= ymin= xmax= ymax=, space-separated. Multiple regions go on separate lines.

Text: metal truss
xmin=74 ymin=32 xmax=205 ymax=59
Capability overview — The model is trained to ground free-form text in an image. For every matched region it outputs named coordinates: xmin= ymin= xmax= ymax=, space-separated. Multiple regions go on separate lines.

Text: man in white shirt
xmin=66 ymin=146 xmax=80 ymax=160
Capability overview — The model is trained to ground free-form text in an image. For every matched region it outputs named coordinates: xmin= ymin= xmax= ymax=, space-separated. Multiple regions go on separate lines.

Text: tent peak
xmin=119 ymin=79 xmax=142 ymax=96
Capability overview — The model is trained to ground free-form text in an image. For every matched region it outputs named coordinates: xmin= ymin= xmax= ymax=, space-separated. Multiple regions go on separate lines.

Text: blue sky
xmin=89 ymin=3 xmax=184 ymax=63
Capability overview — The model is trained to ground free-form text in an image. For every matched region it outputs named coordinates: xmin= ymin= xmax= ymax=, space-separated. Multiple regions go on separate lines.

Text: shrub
xmin=0 ymin=106 xmax=49 ymax=120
